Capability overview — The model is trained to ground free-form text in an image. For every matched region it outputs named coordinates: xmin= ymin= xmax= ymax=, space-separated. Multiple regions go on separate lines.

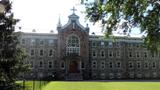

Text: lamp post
xmin=31 ymin=73 xmax=35 ymax=90
xmin=39 ymin=73 xmax=43 ymax=90
xmin=22 ymin=73 xmax=25 ymax=90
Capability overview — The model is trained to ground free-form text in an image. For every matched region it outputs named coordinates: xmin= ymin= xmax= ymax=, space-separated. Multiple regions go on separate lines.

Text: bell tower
xmin=56 ymin=7 xmax=90 ymax=80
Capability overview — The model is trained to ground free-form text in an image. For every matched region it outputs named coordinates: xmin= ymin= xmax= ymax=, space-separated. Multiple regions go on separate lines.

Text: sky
xmin=12 ymin=0 xmax=141 ymax=36
xmin=12 ymin=0 xmax=103 ymax=35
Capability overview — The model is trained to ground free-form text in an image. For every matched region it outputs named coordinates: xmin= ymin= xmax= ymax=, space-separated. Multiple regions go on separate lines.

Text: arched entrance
xmin=69 ymin=61 xmax=79 ymax=73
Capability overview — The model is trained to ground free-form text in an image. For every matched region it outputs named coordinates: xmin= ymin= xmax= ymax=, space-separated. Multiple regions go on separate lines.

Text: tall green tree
xmin=0 ymin=0 xmax=28 ymax=85
xmin=82 ymin=0 xmax=160 ymax=52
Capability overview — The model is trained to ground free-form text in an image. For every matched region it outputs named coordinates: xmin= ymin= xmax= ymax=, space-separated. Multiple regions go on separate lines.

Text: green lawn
xmin=17 ymin=81 xmax=160 ymax=90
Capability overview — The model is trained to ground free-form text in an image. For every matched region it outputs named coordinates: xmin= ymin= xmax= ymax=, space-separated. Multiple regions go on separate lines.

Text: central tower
xmin=56 ymin=7 xmax=90 ymax=80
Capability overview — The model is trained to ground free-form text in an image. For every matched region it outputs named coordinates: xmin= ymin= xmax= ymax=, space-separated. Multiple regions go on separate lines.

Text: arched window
xmin=100 ymin=50 xmax=105 ymax=58
xmin=66 ymin=35 xmax=80 ymax=56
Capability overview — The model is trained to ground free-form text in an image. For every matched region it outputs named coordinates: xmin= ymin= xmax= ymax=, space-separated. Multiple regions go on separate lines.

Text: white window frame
xmin=100 ymin=61 xmax=105 ymax=69
xmin=39 ymin=39 xmax=44 ymax=46
xmin=144 ymin=62 xmax=149 ymax=69
xmin=30 ymin=39 xmax=36 ymax=46
xmin=152 ymin=62 xmax=156 ymax=69
xmin=100 ymin=41 xmax=105 ymax=46
xmin=136 ymin=61 xmax=141 ymax=69
xmin=48 ymin=61 xmax=52 ymax=69
xmin=48 ymin=39 xmax=54 ymax=46
xmin=144 ymin=51 xmax=148 ymax=58
xmin=116 ymin=61 xmax=121 ymax=69
xmin=21 ymin=39 xmax=25 ymax=45
xmin=80 ymin=61 xmax=85 ymax=69
xmin=30 ymin=49 xmax=35 ymax=56
xmin=48 ymin=49 xmax=54 ymax=57
xmin=66 ymin=35 xmax=80 ymax=56
xmin=100 ymin=50 xmax=105 ymax=58
xmin=60 ymin=61 xmax=65 ymax=69
xmin=109 ymin=62 xmax=113 ymax=69
xmin=128 ymin=51 xmax=132 ymax=58
xmin=108 ymin=51 xmax=113 ymax=58
xmin=108 ymin=41 xmax=113 ymax=48
xmin=92 ymin=41 xmax=96 ymax=47
xmin=92 ymin=61 xmax=97 ymax=69
xmin=128 ymin=61 xmax=134 ymax=69
xmin=136 ymin=51 xmax=140 ymax=58
xmin=39 ymin=49 xmax=44 ymax=56
xmin=92 ymin=50 xmax=97 ymax=58
xmin=39 ymin=61 xmax=43 ymax=68
xmin=116 ymin=50 xmax=120 ymax=58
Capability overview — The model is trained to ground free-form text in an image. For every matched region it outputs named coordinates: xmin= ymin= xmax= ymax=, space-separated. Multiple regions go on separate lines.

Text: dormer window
xmin=30 ymin=39 xmax=36 ymax=45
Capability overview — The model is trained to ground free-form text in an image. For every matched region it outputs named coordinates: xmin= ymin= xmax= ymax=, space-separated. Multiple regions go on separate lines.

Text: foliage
xmin=0 ymin=0 xmax=29 ymax=85
xmin=82 ymin=0 xmax=160 ymax=52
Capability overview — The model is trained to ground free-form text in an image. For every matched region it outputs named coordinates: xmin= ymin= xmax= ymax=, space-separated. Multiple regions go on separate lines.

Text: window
xmin=137 ymin=62 xmax=141 ymax=69
xmin=109 ymin=62 xmax=113 ymax=68
xmin=151 ymin=53 xmax=155 ymax=58
xmin=39 ymin=39 xmax=44 ymax=45
xmin=136 ymin=44 xmax=140 ymax=48
xmin=60 ymin=61 xmax=65 ymax=69
xmin=48 ymin=61 xmax=52 ymax=68
xmin=136 ymin=52 xmax=140 ymax=58
xmin=66 ymin=35 xmax=80 ymax=56
xmin=92 ymin=61 xmax=97 ymax=69
xmin=100 ymin=41 xmax=104 ymax=46
xmin=48 ymin=39 xmax=54 ymax=45
xmin=116 ymin=62 xmax=121 ymax=68
xmin=100 ymin=50 xmax=105 ymax=58
xmin=108 ymin=51 xmax=113 ymax=57
xmin=144 ymin=62 xmax=149 ymax=69
xmin=30 ymin=61 xmax=33 ymax=68
xmin=129 ymin=52 xmax=132 ymax=58
xmin=100 ymin=61 xmax=105 ymax=69
xmin=92 ymin=42 xmax=96 ymax=47
xmin=108 ymin=41 xmax=113 ymax=47
xmin=152 ymin=62 xmax=156 ymax=69
xmin=30 ymin=49 xmax=35 ymax=56
xmin=128 ymin=62 xmax=133 ymax=69
xmin=116 ymin=51 xmax=120 ymax=58
xmin=92 ymin=50 xmax=97 ymax=57
xmin=22 ymin=39 xmax=25 ymax=44
xmin=49 ymin=49 xmax=54 ymax=57
xmin=81 ymin=62 xmax=85 ymax=69
xmin=116 ymin=42 xmax=120 ymax=47
xmin=39 ymin=49 xmax=44 ymax=56
xmin=30 ymin=39 xmax=36 ymax=45
xmin=39 ymin=61 xmax=43 ymax=68
xmin=144 ymin=52 xmax=147 ymax=58
xmin=109 ymin=73 xmax=114 ymax=79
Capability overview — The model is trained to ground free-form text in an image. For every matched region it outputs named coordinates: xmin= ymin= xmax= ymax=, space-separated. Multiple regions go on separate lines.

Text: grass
xmin=16 ymin=81 xmax=160 ymax=90
xmin=16 ymin=81 xmax=48 ymax=90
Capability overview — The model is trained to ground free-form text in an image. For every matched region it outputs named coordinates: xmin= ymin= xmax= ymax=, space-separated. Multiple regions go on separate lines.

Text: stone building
xmin=20 ymin=11 xmax=160 ymax=80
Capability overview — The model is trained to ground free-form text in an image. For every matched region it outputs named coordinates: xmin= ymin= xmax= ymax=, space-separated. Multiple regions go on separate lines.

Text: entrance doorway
xmin=69 ymin=61 xmax=79 ymax=73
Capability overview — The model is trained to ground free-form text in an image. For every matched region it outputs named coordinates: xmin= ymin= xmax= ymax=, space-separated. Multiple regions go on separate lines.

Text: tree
xmin=82 ymin=0 xmax=160 ymax=52
xmin=0 ymin=0 xmax=28 ymax=86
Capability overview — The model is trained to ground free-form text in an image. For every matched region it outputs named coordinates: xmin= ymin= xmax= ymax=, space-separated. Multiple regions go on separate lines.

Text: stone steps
xmin=66 ymin=73 xmax=83 ymax=80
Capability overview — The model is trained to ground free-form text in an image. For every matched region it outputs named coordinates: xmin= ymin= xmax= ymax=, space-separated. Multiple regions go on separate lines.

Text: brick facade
xmin=20 ymin=13 xmax=160 ymax=80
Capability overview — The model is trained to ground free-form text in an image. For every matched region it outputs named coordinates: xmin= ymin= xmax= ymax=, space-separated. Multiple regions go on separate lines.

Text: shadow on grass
xmin=15 ymin=80 xmax=51 ymax=90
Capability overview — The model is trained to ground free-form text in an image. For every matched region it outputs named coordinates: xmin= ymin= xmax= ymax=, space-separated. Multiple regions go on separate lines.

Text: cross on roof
xmin=71 ymin=7 xmax=77 ymax=14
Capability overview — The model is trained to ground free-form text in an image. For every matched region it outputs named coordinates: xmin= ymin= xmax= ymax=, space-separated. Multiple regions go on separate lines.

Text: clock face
xmin=0 ymin=4 xmax=5 ymax=13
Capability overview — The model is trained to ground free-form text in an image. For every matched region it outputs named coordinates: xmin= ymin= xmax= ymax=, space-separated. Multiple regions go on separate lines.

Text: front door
xmin=69 ymin=61 xmax=79 ymax=73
